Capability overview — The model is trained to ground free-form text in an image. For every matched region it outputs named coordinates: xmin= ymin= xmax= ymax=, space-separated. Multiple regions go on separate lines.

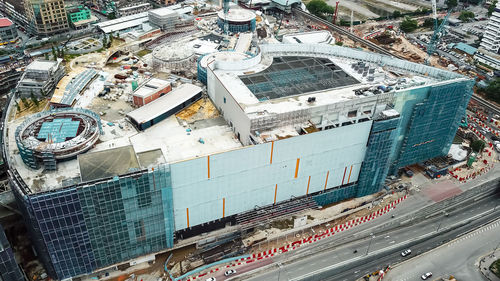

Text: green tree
xmin=458 ymin=11 xmax=475 ymax=22
xmin=306 ymin=0 xmax=334 ymax=19
xmin=44 ymin=53 xmax=49 ymax=60
xmin=15 ymin=100 xmax=20 ymax=112
xmin=400 ymin=16 xmax=418 ymax=33
xmin=61 ymin=48 xmax=65 ymax=60
xmin=445 ymin=0 xmax=458 ymax=9
xmin=471 ymin=139 xmax=485 ymax=152
xmin=51 ymin=46 xmax=57 ymax=60
xmin=103 ymin=35 xmax=108 ymax=49
xmin=30 ymin=92 xmax=39 ymax=107
xmin=108 ymin=34 xmax=113 ymax=47
xmin=422 ymin=18 xmax=434 ymax=28
xmin=21 ymin=96 xmax=30 ymax=109
xmin=482 ymin=78 xmax=500 ymax=104
xmin=393 ymin=10 xmax=402 ymax=18
xmin=335 ymin=41 xmax=343 ymax=46
xmin=488 ymin=0 xmax=498 ymax=17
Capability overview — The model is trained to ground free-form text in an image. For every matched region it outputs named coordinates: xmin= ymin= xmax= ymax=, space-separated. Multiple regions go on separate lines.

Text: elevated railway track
xmin=292 ymin=8 xmax=405 ymax=60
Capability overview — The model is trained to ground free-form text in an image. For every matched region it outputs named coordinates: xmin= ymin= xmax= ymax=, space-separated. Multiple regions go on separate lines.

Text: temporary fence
xmin=183 ymin=195 xmax=408 ymax=281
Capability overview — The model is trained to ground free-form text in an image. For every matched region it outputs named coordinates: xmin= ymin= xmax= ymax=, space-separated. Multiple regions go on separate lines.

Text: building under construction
xmin=5 ymin=42 xmax=473 ymax=280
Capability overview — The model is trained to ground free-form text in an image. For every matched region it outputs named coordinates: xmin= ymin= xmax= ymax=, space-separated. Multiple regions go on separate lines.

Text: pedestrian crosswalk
xmin=447 ymin=220 xmax=500 ymax=247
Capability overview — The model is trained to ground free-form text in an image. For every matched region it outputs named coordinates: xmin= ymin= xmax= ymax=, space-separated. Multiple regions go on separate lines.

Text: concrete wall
xmin=170 ymin=120 xmax=372 ymax=230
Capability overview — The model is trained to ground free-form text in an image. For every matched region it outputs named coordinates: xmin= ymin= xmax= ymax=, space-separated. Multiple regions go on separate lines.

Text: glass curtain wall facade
xmin=0 ymin=224 xmax=25 ymax=281
xmin=10 ymin=166 xmax=174 ymax=280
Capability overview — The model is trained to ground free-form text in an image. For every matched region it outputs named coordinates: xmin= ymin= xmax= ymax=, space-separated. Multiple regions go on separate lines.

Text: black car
xmin=491 ymin=136 xmax=500 ymax=141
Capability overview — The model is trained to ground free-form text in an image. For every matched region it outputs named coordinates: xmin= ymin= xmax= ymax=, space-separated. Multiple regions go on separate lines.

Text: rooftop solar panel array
xmin=37 ymin=118 xmax=81 ymax=143
xmin=239 ymin=56 xmax=359 ymax=101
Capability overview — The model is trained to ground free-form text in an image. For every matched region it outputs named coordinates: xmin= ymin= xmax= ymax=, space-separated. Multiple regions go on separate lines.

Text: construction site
xmin=0 ymin=1 xmax=495 ymax=281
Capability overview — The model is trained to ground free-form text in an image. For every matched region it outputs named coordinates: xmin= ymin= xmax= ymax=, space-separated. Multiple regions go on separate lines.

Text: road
xmin=385 ymin=218 xmax=500 ymax=281
xmin=199 ymin=187 xmax=500 ymax=281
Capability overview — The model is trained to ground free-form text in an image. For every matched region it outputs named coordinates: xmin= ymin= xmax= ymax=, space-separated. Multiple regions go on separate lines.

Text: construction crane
xmin=333 ymin=1 xmax=340 ymax=24
xmin=425 ymin=0 xmax=451 ymax=65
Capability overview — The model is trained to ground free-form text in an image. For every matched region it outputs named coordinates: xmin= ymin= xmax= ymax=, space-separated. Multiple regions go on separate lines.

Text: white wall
xmin=170 ymin=120 xmax=372 ymax=230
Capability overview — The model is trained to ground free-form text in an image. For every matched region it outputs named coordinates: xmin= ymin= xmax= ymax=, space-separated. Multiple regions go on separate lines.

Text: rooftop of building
xmin=25 ymin=60 xmax=59 ymax=72
xmin=0 ymin=18 xmax=13 ymax=28
xmin=149 ymin=7 xmax=178 ymax=17
xmin=132 ymin=78 xmax=171 ymax=98
xmin=282 ymin=30 xmax=333 ymax=44
xmin=211 ymin=43 xmax=464 ymax=118
xmin=217 ymin=7 xmax=256 ymax=22
xmin=7 ymin=38 xmax=467 ymax=194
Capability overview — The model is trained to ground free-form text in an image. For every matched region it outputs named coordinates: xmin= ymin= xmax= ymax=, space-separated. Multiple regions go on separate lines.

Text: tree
xmin=51 ymin=46 xmax=57 ymax=60
xmin=445 ymin=0 xmax=458 ymax=9
xmin=400 ymin=16 xmax=418 ymax=33
xmin=488 ymin=0 xmax=498 ymax=17
xmin=482 ymin=78 xmax=500 ymax=104
xmin=44 ymin=53 xmax=49 ymax=60
xmin=335 ymin=41 xmax=343 ymax=46
xmin=21 ymin=96 xmax=30 ymax=109
xmin=458 ymin=11 xmax=475 ymax=22
xmin=393 ymin=10 xmax=402 ymax=18
xmin=108 ymin=34 xmax=113 ymax=47
xmin=15 ymin=100 xmax=20 ymax=112
xmin=61 ymin=48 xmax=65 ymax=60
xmin=471 ymin=139 xmax=485 ymax=152
xmin=102 ymin=35 xmax=107 ymax=49
xmin=30 ymin=92 xmax=39 ymax=108
xmin=306 ymin=0 xmax=334 ymax=19
xmin=422 ymin=18 xmax=434 ymax=28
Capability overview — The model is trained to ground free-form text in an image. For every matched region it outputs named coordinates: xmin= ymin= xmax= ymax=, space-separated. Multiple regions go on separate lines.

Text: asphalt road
xmin=230 ymin=191 xmax=500 ymax=281
xmin=385 ymin=218 xmax=500 ymax=281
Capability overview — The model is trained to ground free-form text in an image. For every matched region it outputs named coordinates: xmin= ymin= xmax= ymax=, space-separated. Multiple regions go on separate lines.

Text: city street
xmin=385 ymin=218 xmax=500 ymax=281
xmin=206 ymin=186 xmax=500 ymax=281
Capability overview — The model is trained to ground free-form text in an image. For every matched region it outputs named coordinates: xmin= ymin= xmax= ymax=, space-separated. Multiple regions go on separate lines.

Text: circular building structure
xmin=15 ymin=108 xmax=103 ymax=170
xmin=197 ymin=51 xmax=253 ymax=84
xmin=152 ymin=42 xmax=196 ymax=72
xmin=217 ymin=8 xmax=256 ymax=33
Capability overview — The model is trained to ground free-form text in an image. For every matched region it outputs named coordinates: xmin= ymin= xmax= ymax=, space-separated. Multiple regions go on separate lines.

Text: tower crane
xmin=333 ymin=1 xmax=340 ymax=24
xmin=425 ymin=0 xmax=451 ymax=65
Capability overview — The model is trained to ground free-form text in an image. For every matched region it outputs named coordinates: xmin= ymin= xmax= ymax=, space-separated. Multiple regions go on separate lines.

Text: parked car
xmin=224 ymin=269 xmax=236 ymax=276
xmin=404 ymin=168 xmax=414 ymax=178
xmin=205 ymin=277 xmax=216 ymax=281
xmin=401 ymin=249 xmax=412 ymax=257
xmin=421 ymin=272 xmax=433 ymax=280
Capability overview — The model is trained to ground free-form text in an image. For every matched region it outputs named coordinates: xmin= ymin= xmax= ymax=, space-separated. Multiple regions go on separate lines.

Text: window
xmin=348 ymin=110 xmax=357 ymax=118
xmin=223 ymin=97 xmax=226 ymax=103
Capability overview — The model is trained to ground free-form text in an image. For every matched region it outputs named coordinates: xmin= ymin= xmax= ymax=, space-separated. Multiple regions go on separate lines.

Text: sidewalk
xmin=479 ymin=252 xmax=500 ymax=281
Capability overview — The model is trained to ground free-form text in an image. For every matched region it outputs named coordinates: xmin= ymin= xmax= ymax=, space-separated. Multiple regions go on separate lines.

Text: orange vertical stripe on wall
xmin=274 ymin=184 xmax=278 ymax=204
xmin=270 ymin=141 xmax=274 ymax=164
xmin=342 ymin=166 xmax=347 ymax=185
xmin=347 ymin=165 xmax=353 ymax=183
xmin=306 ymin=176 xmax=311 ymax=195
xmin=207 ymin=155 xmax=210 ymax=179
xmin=324 ymin=171 xmax=329 ymax=190
xmin=186 ymin=208 xmax=190 ymax=228
xmin=294 ymin=158 xmax=300 ymax=178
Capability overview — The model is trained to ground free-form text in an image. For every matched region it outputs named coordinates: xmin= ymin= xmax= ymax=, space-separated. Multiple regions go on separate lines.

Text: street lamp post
xmin=365 ymin=234 xmax=375 ymax=256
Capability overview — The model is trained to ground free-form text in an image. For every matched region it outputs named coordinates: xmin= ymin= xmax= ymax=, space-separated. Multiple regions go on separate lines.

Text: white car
xmin=205 ymin=278 xmax=216 ymax=281
xmin=421 ymin=272 xmax=432 ymax=280
xmin=401 ymin=249 xmax=412 ymax=257
xmin=224 ymin=269 xmax=236 ymax=276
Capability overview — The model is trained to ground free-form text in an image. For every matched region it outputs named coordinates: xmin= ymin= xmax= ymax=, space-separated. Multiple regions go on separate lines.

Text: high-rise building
xmin=0 ymin=224 xmax=25 ymax=281
xmin=24 ymin=0 xmax=69 ymax=36
xmin=0 ymin=0 xmax=29 ymax=27
xmin=6 ymin=43 xmax=473 ymax=280
xmin=480 ymin=1 xmax=500 ymax=55
xmin=0 ymin=18 xmax=18 ymax=43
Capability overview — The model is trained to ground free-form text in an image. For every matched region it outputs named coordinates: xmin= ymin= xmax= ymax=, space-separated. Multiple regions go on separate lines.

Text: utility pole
xmin=365 ymin=233 xmax=375 ymax=255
